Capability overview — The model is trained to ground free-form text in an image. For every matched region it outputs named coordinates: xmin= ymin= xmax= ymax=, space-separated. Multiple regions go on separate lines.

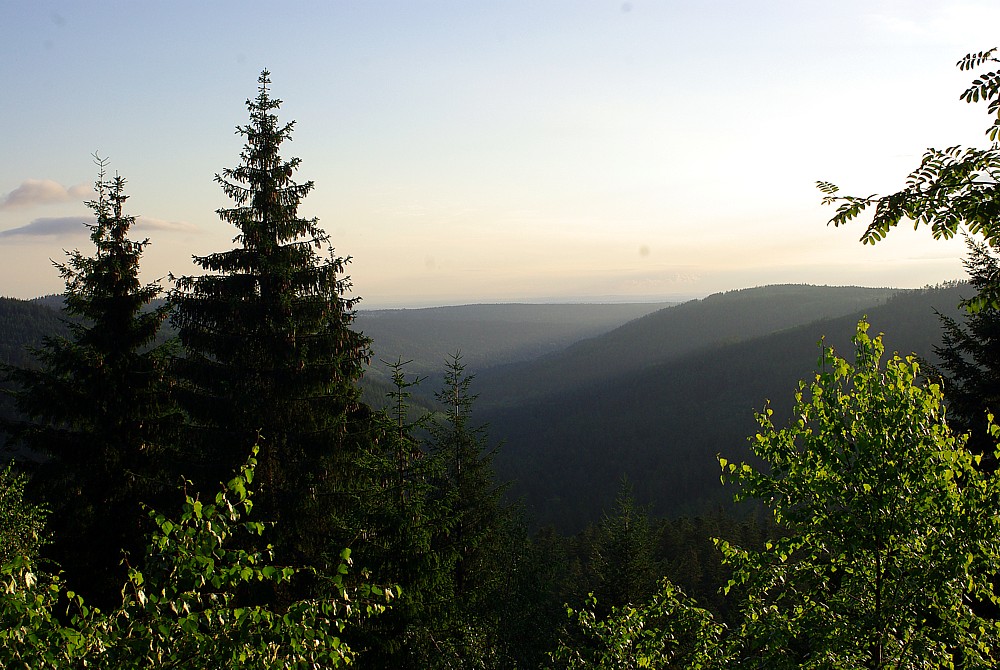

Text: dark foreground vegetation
xmin=4 ymin=48 xmax=1000 ymax=667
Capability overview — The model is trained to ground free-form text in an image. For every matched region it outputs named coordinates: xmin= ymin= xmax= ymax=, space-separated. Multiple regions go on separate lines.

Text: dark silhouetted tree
xmin=2 ymin=156 xmax=177 ymax=606
xmin=933 ymin=237 xmax=1000 ymax=458
xmin=591 ymin=478 xmax=660 ymax=613
xmin=170 ymin=71 xmax=372 ymax=573
xmin=421 ymin=353 xmax=515 ymax=666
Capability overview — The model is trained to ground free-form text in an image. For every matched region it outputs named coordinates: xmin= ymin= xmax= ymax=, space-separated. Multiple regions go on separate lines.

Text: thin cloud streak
xmin=0 ymin=180 xmax=92 ymax=209
xmin=0 ymin=215 xmax=197 ymax=239
xmin=135 ymin=216 xmax=199 ymax=233
xmin=0 ymin=217 xmax=92 ymax=238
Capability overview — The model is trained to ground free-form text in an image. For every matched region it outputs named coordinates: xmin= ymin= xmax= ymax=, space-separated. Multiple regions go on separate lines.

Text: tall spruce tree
xmin=933 ymin=236 xmax=1000 ymax=459
xmin=2 ymin=156 xmax=177 ymax=606
xmin=591 ymin=478 xmax=660 ymax=613
xmin=430 ymin=354 xmax=508 ymax=598
xmin=348 ymin=361 xmax=456 ymax=668
xmin=170 ymin=70 xmax=372 ymax=571
xmin=424 ymin=354 xmax=514 ymax=666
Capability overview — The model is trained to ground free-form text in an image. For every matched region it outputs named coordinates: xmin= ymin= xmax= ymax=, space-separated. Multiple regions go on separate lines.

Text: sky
xmin=2 ymin=1 xmax=998 ymax=307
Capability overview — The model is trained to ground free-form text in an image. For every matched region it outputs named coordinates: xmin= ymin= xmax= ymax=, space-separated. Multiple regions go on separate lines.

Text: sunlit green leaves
xmin=548 ymin=322 xmax=1000 ymax=667
xmin=719 ymin=320 xmax=1000 ymax=668
xmin=0 ymin=447 xmax=394 ymax=668
xmin=549 ymin=579 xmax=728 ymax=669
xmin=0 ymin=464 xmax=46 ymax=567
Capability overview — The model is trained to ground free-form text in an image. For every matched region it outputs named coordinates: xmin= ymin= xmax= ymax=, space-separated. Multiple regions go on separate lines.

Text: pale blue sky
xmin=1 ymin=1 xmax=996 ymax=306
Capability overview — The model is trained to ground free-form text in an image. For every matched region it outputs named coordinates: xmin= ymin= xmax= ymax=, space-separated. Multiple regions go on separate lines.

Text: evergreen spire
xmin=932 ymin=236 xmax=1000 ymax=460
xmin=171 ymin=70 xmax=372 ymax=569
xmin=2 ymin=154 xmax=177 ymax=608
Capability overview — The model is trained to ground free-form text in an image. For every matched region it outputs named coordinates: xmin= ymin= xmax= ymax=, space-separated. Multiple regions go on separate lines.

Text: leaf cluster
xmin=549 ymin=578 xmax=726 ymax=669
xmin=0 ymin=464 xmax=46 ymax=567
xmin=819 ymin=47 xmax=1000 ymax=302
xmin=718 ymin=320 xmax=1000 ymax=667
xmin=0 ymin=447 xmax=394 ymax=669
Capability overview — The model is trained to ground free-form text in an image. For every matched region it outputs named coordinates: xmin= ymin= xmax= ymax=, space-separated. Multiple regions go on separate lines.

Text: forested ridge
xmin=0 ymin=298 xmax=68 ymax=369
xmin=6 ymin=284 xmax=959 ymax=531
xmin=484 ymin=282 xmax=969 ymax=529
xmin=477 ymin=283 xmax=900 ymax=408
xmin=4 ymin=50 xmax=1000 ymax=667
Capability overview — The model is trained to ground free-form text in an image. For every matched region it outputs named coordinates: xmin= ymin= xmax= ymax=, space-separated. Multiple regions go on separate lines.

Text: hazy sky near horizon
xmin=2 ymin=1 xmax=997 ymax=307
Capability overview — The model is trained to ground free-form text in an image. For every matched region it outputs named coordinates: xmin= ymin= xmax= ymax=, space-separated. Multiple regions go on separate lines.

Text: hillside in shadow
xmin=481 ymin=284 xmax=968 ymax=530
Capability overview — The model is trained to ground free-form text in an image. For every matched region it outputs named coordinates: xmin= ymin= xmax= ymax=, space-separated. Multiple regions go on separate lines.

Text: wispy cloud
xmin=0 ymin=215 xmax=200 ymax=239
xmin=135 ymin=216 xmax=199 ymax=233
xmin=0 ymin=217 xmax=93 ymax=238
xmin=0 ymin=179 xmax=93 ymax=209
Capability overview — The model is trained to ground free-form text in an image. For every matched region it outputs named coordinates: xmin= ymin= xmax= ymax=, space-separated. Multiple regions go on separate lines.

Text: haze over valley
xmin=1 ymin=280 xmax=969 ymax=532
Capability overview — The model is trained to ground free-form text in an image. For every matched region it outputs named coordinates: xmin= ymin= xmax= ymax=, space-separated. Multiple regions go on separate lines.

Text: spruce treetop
xmin=170 ymin=70 xmax=371 ymax=571
xmin=2 ymin=154 xmax=177 ymax=609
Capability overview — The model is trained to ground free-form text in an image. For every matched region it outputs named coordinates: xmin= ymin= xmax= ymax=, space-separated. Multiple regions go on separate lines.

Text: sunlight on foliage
xmin=549 ymin=578 xmax=726 ymax=669
xmin=0 ymin=446 xmax=394 ymax=669
xmin=552 ymin=320 xmax=1000 ymax=668
xmin=719 ymin=320 xmax=1000 ymax=668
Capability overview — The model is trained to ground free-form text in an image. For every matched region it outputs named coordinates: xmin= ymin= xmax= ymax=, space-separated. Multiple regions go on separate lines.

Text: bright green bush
xmin=0 ymin=446 xmax=394 ymax=669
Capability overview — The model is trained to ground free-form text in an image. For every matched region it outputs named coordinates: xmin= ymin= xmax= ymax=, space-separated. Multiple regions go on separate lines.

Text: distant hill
xmin=29 ymin=294 xmax=68 ymax=311
xmin=1 ymin=284 xmax=971 ymax=532
xmin=0 ymin=297 xmax=68 ymax=368
xmin=0 ymin=297 xmax=71 ymax=428
xmin=476 ymin=284 xmax=899 ymax=409
xmin=0 ymin=297 xmax=668 ymax=415
xmin=355 ymin=302 xmax=671 ymax=388
xmin=481 ymin=284 xmax=969 ymax=531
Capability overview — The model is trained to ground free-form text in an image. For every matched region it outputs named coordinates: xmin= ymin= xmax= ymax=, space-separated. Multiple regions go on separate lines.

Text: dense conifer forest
xmin=4 ymin=50 xmax=1000 ymax=667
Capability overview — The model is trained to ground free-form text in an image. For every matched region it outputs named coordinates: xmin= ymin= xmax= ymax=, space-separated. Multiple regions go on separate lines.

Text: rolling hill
xmin=355 ymin=302 xmax=671 ymax=382
xmin=474 ymin=284 xmax=899 ymax=408
xmin=0 ymin=283 xmax=973 ymax=532
xmin=479 ymin=283 xmax=969 ymax=530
